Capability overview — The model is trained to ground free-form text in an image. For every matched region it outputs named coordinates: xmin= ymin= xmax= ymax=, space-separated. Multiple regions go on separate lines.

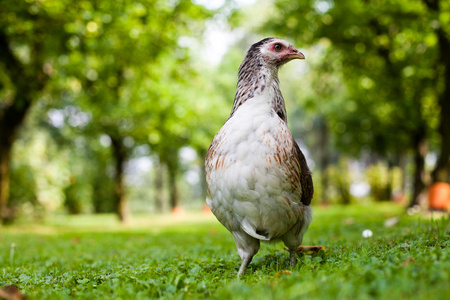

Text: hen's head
xmin=246 ymin=37 xmax=305 ymax=68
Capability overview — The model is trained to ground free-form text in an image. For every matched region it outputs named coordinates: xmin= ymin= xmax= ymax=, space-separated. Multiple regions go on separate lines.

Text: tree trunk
xmin=410 ymin=130 xmax=428 ymax=207
xmin=432 ymin=27 xmax=450 ymax=183
xmin=386 ymin=163 xmax=394 ymax=201
xmin=0 ymin=143 xmax=12 ymax=223
xmin=167 ymin=164 xmax=179 ymax=210
xmin=334 ymin=157 xmax=351 ymax=205
xmin=398 ymin=153 xmax=408 ymax=195
xmin=110 ymin=136 xmax=129 ymax=222
xmin=198 ymin=150 xmax=208 ymax=202
xmin=0 ymin=99 xmax=34 ymax=223
xmin=200 ymin=163 xmax=208 ymax=202
xmin=154 ymin=162 xmax=165 ymax=213
xmin=317 ymin=117 xmax=330 ymax=203
xmin=0 ymin=31 xmax=45 ymax=223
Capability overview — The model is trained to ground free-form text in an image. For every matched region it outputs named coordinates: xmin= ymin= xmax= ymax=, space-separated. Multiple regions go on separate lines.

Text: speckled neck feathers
xmin=228 ymin=41 xmax=287 ymax=123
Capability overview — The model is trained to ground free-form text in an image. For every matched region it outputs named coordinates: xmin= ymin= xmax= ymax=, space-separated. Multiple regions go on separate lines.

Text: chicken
xmin=205 ymin=37 xmax=319 ymax=276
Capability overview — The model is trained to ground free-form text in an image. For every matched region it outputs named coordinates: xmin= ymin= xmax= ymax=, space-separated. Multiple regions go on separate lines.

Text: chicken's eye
xmin=274 ymin=43 xmax=282 ymax=51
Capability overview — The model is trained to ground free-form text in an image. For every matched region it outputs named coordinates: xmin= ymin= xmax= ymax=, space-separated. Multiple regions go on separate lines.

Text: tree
xmin=423 ymin=0 xmax=450 ymax=184
xmin=0 ymin=0 xmax=73 ymax=223
xmin=1 ymin=0 xmax=214 ymax=222
xmin=266 ymin=0 xmax=443 ymax=205
xmin=49 ymin=1 xmax=210 ymax=220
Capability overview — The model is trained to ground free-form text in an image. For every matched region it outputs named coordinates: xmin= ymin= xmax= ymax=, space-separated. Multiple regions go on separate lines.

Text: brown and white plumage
xmin=205 ymin=37 xmax=314 ymax=276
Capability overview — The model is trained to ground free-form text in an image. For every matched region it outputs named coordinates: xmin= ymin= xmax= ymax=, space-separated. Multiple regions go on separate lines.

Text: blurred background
xmin=1 ymin=0 xmax=449 ymax=224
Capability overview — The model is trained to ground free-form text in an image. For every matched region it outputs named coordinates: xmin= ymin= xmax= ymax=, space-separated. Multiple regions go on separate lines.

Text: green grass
xmin=1 ymin=203 xmax=449 ymax=299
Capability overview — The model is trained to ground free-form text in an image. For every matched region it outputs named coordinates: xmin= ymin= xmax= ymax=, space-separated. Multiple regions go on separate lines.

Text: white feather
xmin=241 ymin=217 xmax=270 ymax=241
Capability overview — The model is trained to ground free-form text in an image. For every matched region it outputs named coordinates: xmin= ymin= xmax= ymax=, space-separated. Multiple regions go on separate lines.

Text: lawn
xmin=0 ymin=203 xmax=449 ymax=299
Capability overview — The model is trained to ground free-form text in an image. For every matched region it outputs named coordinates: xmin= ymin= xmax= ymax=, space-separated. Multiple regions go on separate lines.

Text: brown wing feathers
xmin=293 ymin=140 xmax=313 ymax=206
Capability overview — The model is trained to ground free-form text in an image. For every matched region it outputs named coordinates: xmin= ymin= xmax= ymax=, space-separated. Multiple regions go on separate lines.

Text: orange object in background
xmin=428 ymin=182 xmax=450 ymax=211
xmin=172 ymin=206 xmax=186 ymax=216
xmin=202 ymin=204 xmax=212 ymax=214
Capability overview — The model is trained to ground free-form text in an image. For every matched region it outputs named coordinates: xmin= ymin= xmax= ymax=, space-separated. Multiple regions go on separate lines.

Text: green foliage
xmin=1 ymin=0 xmax=225 ymax=218
xmin=365 ymin=163 xmax=403 ymax=201
xmin=266 ymin=0 xmax=443 ymax=156
xmin=326 ymin=157 xmax=353 ymax=204
xmin=1 ymin=204 xmax=449 ymax=299
xmin=261 ymin=0 xmax=450 ymax=205
xmin=3 ymin=0 xmax=449 ymax=220
xmin=9 ymin=163 xmax=38 ymax=210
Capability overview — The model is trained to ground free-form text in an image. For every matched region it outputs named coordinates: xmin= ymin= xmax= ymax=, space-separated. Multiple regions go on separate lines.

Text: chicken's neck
xmin=228 ymin=62 xmax=287 ymax=123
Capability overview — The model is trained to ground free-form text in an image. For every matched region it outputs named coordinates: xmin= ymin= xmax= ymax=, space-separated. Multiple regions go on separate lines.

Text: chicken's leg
xmin=289 ymin=250 xmax=297 ymax=267
xmin=232 ymin=231 xmax=260 ymax=277
xmin=238 ymin=257 xmax=252 ymax=277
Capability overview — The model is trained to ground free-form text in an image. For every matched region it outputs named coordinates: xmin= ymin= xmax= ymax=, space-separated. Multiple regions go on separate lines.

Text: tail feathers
xmin=241 ymin=218 xmax=270 ymax=241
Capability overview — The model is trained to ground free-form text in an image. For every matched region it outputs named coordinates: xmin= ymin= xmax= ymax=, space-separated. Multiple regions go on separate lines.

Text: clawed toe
xmin=296 ymin=246 xmax=325 ymax=253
